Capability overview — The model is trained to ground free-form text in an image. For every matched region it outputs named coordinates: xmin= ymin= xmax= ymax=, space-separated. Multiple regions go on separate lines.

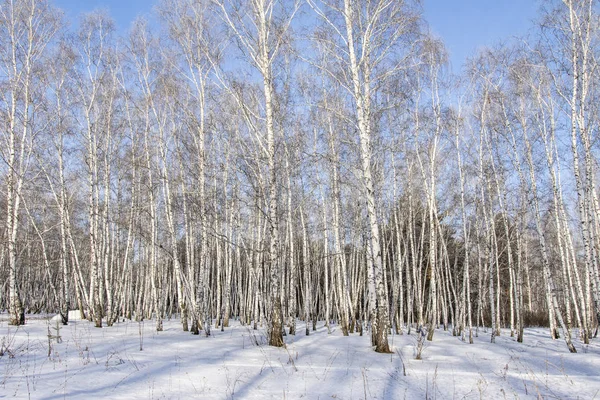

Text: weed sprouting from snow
xmin=361 ymin=367 xmax=371 ymax=400
xmin=105 ymin=350 xmax=125 ymax=370
xmin=396 ymin=348 xmax=407 ymax=376
xmin=0 ymin=329 xmax=17 ymax=359
xmin=223 ymin=364 xmax=247 ymax=399
xmin=476 ymin=372 xmax=488 ymax=399
xmin=414 ymin=326 xmax=428 ymax=360
xmin=46 ymin=319 xmax=62 ymax=358
xmin=284 ymin=344 xmax=298 ymax=372
xmin=423 ymin=365 xmax=440 ymax=400
xmin=243 ymin=325 xmax=266 ymax=348
xmin=322 ymin=349 xmax=339 ymax=379
xmin=433 ymin=364 xmax=439 ymax=398
xmin=138 ymin=320 xmax=144 ymax=351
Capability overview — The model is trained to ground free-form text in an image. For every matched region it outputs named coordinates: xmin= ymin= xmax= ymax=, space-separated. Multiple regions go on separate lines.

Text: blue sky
xmin=52 ymin=0 xmax=540 ymax=71
xmin=53 ymin=0 xmax=156 ymax=31
xmin=423 ymin=0 xmax=540 ymax=70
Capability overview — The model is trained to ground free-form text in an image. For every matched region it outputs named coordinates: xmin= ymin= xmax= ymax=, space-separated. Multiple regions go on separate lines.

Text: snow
xmin=1 ymin=314 xmax=599 ymax=399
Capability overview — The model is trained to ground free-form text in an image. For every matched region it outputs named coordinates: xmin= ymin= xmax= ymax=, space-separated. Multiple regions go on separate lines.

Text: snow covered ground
xmin=1 ymin=314 xmax=599 ymax=399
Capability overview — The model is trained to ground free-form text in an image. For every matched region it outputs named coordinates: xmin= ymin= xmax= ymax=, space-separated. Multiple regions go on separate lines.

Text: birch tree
xmin=541 ymin=0 xmax=600 ymax=330
xmin=214 ymin=0 xmax=298 ymax=347
xmin=0 ymin=0 xmax=61 ymax=325
xmin=307 ymin=0 xmax=420 ymax=353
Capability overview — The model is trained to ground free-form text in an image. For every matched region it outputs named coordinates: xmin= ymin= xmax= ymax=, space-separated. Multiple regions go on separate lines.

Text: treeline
xmin=1 ymin=0 xmax=599 ymax=354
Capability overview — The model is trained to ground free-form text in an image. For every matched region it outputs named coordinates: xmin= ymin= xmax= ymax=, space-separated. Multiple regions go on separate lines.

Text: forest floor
xmin=0 ymin=313 xmax=599 ymax=399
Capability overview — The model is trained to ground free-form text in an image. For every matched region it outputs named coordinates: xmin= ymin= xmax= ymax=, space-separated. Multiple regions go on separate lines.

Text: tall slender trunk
xmin=342 ymin=0 xmax=390 ymax=353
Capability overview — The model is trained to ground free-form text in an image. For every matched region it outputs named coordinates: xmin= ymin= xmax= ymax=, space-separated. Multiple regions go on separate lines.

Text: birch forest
xmin=2 ymin=0 xmax=600 ymax=355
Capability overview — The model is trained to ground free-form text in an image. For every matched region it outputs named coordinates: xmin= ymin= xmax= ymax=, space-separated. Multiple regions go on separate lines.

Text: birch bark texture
xmin=0 ymin=0 xmax=61 ymax=325
xmin=214 ymin=0 xmax=298 ymax=347
xmin=307 ymin=0 xmax=420 ymax=352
